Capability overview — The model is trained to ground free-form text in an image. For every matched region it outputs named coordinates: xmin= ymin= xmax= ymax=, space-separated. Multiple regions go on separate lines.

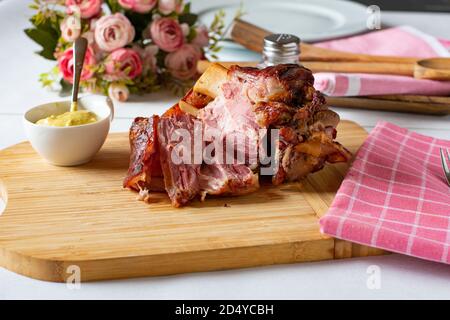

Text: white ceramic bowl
xmin=23 ymin=95 xmax=114 ymax=166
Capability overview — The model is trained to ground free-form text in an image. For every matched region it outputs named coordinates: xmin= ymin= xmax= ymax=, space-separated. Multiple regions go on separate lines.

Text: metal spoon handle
xmin=71 ymin=37 xmax=88 ymax=110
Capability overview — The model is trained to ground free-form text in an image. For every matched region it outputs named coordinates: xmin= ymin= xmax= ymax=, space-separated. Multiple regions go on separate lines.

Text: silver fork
xmin=440 ymin=148 xmax=450 ymax=187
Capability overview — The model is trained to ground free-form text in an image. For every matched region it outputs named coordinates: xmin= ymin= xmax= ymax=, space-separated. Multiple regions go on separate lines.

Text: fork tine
xmin=446 ymin=148 xmax=450 ymax=162
xmin=440 ymin=148 xmax=450 ymax=186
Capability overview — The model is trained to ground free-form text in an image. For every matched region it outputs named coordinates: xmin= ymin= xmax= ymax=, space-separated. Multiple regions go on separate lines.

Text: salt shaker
xmin=258 ymin=33 xmax=301 ymax=68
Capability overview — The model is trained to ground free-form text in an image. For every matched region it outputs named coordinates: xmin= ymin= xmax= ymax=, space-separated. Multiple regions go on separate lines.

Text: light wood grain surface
xmin=0 ymin=121 xmax=385 ymax=282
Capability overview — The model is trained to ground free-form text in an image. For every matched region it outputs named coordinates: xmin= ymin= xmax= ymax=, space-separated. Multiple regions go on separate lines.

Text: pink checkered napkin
xmin=319 ymin=122 xmax=450 ymax=264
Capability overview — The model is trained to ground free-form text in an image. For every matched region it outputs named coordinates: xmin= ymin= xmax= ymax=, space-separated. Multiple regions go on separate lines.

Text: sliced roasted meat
xmin=253 ymin=101 xmax=298 ymax=128
xmin=273 ymin=131 xmax=352 ymax=185
xmin=158 ymin=110 xmax=259 ymax=206
xmin=228 ymin=64 xmax=316 ymax=105
xmin=158 ymin=112 xmax=201 ymax=207
xmin=199 ymin=80 xmax=260 ymax=168
xmin=124 ymin=63 xmax=351 ymax=207
xmin=199 ymin=164 xmax=259 ymax=198
xmin=207 ymin=64 xmax=350 ymax=186
xmin=182 ymin=89 xmax=212 ymax=109
xmin=310 ymin=110 xmax=340 ymax=132
xmin=123 ymin=116 xmax=164 ymax=192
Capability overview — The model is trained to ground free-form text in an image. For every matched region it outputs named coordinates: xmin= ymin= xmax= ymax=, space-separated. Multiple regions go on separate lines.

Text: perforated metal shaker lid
xmin=263 ymin=34 xmax=301 ymax=59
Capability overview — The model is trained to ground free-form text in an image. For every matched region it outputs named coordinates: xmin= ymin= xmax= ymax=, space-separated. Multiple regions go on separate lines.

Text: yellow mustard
xmin=36 ymin=110 xmax=98 ymax=127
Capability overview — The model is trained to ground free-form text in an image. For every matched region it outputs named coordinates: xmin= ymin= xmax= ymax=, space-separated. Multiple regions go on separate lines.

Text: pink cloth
xmin=315 ymin=73 xmax=450 ymax=97
xmin=320 ymin=122 xmax=450 ymax=264
xmin=438 ymin=38 xmax=450 ymax=50
xmin=313 ymin=26 xmax=450 ymax=96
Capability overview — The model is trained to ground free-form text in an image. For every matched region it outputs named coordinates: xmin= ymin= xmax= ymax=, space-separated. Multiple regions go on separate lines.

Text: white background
xmin=0 ymin=0 xmax=449 ymax=299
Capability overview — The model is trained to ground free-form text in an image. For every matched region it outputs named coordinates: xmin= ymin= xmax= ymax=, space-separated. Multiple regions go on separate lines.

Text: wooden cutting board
xmin=0 ymin=120 xmax=385 ymax=282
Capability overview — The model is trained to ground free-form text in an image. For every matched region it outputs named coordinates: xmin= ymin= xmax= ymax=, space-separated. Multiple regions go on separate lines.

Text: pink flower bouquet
xmin=26 ymin=0 xmax=227 ymax=101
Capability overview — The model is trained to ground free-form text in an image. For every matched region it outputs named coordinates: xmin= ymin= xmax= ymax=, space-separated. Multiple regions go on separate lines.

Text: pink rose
xmin=118 ymin=0 xmax=157 ymax=13
xmin=192 ymin=25 xmax=209 ymax=48
xmin=81 ymin=30 xmax=103 ymax=55
xmin=158 ymin=0 xmax=175 ymax=15
xmin=94 ymin=13 xmax=135 ymax=52
xmin=164 ymin=44 xmax=200 ymax=80
xmin=104 ymin=48 xmax=143 ymax=80
xmin=58 ymin=46 xmax=96 ymax=83
xmin=150 ymin=17 xmax=184 ymax=52
xmin=66 ymin=0 xmax=102 ymax=19
xmin=133 ymin=44 xmax=158 ymax=74
xmin=158 ymin=0 xmax=184 ymax=15
xmin=81 ymin=31 xmax=95 ymax=45
xmin=60 ymin=15 xmax=81 ymax=42
xmin=108 ymin=83 xmax=130 ymax=102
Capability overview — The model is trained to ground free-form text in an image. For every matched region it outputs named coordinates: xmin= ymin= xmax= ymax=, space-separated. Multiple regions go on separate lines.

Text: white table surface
xmin=0 ymin=0 xmax=449 ymax=300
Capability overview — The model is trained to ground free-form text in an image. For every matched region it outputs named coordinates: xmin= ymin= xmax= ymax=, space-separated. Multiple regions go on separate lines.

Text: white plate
xmin=192 ymin=0 xmax=368 ymax=61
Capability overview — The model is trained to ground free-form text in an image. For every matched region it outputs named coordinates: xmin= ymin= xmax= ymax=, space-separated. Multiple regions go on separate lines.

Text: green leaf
xmin=59 ymin=79 xmax=73 ymax=96
xmin=125 ymin=11 xmax=153 ymax=41
xmin=24 ymin=28 xmax=58 ymax=60
xmin=105 ymin=0 xmax=122 ymax=14
xmin=156 ymin=50 xmax=168 ymax=66
xmin=24 ymin=28 xmax=54 ymax=47
xmin=183 ymin=3 xmax=191 ymax=14
xmin=204 ymin=5 xmax=245 ymax=60
xmin=30 ymin=10 xmax=63 ymax=37
xmin=37 ymin=49 xmax=56 ymax=60
xmin=187 ymin=27 xmax=197 ymax=42
xmin=179 ymin=13 xmax=198 ymax=26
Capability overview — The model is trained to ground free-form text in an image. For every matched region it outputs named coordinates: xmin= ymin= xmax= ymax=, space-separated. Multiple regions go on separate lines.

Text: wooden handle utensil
xmin=231 ymin=19 xmax=418 ymax=64
xmin=325 ymin=96 xmax=450 ymax=115
xmin=197 ymin=60 xmax=413 ymax=76
xmin=230 ymin=19 xmax=450 ymax=80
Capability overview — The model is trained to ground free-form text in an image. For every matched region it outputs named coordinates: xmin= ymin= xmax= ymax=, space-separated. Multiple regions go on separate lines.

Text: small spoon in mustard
xmin=70 ymin=37 xmax=88 ymax=112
